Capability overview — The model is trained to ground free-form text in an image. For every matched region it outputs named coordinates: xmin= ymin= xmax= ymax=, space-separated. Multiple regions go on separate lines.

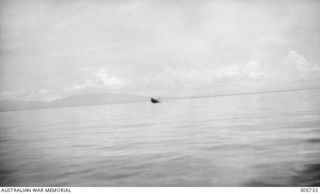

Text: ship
xmin=150 ymin=98 xmax=160 ymax=103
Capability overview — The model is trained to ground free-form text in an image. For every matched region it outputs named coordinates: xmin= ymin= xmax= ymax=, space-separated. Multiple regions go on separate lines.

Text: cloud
xmin=72 ymin=68 xmax=125 ymax=91
xmin=1 ymin=0 xmax=320 ymax=101
xmin=245 ymin=61 xmax=264 ymax=78
xmin=283 ymin=50 xmax=320 ymax=80
xmin=1 ymin=51 xmax=320 ymax=101
xmin=124 ymin=51 xmax=320 ymax=96
xmin=0 ymin=89 xmax=26 ymax=100
xmin=126 ymin=60 xmax=267 ymax=96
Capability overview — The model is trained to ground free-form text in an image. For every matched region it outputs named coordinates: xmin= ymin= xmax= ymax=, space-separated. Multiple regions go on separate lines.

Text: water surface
xmin=0 ymin=90 xmax=320 ymax=186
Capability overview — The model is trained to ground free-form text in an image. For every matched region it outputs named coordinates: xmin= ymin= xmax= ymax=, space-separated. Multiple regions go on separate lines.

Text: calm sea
xmin=0 ymin=90 xmax=320 ymax=186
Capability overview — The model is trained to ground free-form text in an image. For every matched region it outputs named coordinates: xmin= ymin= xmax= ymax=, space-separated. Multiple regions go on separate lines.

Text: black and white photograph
xmin=0 ymin=0 xmax=320 ymax=189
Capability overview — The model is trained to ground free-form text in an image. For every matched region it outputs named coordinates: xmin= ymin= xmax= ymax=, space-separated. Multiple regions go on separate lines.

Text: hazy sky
xmin=1 ymin=0 xmax=320 ymax=100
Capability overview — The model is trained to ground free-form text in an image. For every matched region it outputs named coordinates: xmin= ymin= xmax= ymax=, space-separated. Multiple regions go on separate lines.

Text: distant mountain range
xmin=0 ymin=93 xmax=150 ymax=112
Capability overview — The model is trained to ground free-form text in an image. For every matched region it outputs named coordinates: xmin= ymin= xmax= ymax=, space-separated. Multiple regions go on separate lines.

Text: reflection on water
xmin=0 ymin=90 xmax=320 ymax=186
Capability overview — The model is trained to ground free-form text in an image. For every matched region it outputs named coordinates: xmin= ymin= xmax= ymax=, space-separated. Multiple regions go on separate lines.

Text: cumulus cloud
xmin=153 ymin=60 xmax=264 ymax=86
xmin=2 ymin=51 xmax=320 ymax=101
xmin=125 ymin=60 xmax=267 ymax=96
xmin=124 ymin=51 xmax=320 ymax=96
xmin=72 ymin=68 xmax=125 ymax=91
xmin=283 ymin=50 xmax=320 ymax=80
xmin=0 ymin=68 xmax=127 ymax=101
xmin=1 ymin=1 xmax=320 ymax=100
xmin=0 ymin=90 xmax=26 ymax=100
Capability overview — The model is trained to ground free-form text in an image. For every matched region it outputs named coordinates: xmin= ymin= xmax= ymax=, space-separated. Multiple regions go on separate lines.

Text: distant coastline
xmin=0 ymin=93 xmax=148 ymax=112
xmin=1 ymin=87 xmax=319 ymax=112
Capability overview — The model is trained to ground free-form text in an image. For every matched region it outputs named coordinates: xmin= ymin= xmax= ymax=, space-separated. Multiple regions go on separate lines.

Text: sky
xmin=0 ymin=0 xmax=320 ymax=101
